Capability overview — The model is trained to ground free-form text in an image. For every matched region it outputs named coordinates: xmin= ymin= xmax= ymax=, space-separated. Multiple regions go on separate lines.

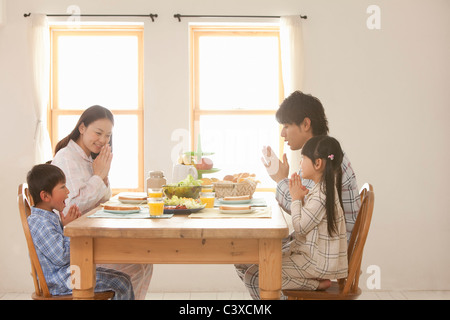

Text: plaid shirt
xmin=289 ymin=182 xmax=348 ymax=279
xmin=276 ymin=151 xmax=361 ymax=241
xmin=28 ymin=207 xmax=134 ymax=299
xmin=52 ymin=140 xmax=111 ymax=215
xmin=51 ymin=139 xmax=153 ymax=299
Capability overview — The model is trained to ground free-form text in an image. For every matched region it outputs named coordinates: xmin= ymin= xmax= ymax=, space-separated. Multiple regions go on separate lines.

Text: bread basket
xmin=213 ymin=179 xmax=258 ymax=198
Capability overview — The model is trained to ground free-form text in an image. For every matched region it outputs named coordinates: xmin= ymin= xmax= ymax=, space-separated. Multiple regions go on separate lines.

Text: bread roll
xmin=223 ymin=175 xmax=234 ymax=181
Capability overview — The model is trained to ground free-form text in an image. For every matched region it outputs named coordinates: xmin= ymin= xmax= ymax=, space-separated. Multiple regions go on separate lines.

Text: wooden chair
xmin=18 ymin=183 xmax=114 ymax=300
xmin=282 ymin=183 xmax=375 ymax=300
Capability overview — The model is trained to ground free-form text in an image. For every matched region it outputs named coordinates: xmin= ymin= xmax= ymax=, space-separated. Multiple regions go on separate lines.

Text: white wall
xmin=1 ymin=0 xmax=449 ymax=293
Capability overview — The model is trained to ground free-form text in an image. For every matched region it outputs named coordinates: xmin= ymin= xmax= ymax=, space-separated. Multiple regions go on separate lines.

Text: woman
xmin=52 ymin=105 xmax=152 ymax=300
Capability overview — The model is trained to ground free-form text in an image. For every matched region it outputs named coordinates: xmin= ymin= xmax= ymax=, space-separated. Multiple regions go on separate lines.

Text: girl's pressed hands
xmin=289 ymin=172 xmax=308 ymax=201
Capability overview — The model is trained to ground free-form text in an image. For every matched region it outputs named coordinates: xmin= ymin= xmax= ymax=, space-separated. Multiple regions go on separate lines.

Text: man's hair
xmin=275 ymin=91 xmax=329 ymax=136
xmin=26 ymin=164 xmax=66 ymax=205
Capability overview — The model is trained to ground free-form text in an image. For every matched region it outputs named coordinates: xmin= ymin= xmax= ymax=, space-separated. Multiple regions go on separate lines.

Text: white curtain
xmin=280 ymin=15 xmax=304 ymax=175
xmin=30 ymin=14 xmax=53 ymax=164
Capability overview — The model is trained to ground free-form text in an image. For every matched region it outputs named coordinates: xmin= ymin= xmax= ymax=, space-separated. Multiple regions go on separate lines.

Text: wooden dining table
xmin=64 ymin=192 xmax=289 ymax=300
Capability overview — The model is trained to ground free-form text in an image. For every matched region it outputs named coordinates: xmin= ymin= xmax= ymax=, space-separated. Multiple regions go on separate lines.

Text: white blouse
xmin=52 ymin=140 xmax=111 ymax=215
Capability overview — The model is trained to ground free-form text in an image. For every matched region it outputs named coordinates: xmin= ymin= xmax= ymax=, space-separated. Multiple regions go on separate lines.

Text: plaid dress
xmin=236 ymin=182 xmax=348 ymax=299
xmin=276 ymin=151 xmax=360 ymax=241
xmin=28 ymin=207 xmax=134 ymax=299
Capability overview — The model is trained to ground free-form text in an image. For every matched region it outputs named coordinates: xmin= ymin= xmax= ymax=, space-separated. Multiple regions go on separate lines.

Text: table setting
xmin=88 ymin=172 xmax=268 ymax=220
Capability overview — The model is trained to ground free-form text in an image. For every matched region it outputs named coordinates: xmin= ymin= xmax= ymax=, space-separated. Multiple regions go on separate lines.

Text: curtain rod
xmin=23 ymin=13 xmax=158 ymax=22
xmin=174 ymin=14 xmax=307 ymax=22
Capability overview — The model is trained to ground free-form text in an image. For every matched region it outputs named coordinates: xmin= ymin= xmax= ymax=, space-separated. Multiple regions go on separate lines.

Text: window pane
xmin=57 ymin=115 xmax=79 ymax=141
xmin=198 ymin=35 xmax=280 ymax=110
xmin=57 ymin=35 xmax=139 ymax=110
xmin=109 ymin=115 xmax=139 ymax=189
xmin=57 ymin=114 xmax=138 ymax=190
xmin=198 ymin=115 xmax=280 ymax=188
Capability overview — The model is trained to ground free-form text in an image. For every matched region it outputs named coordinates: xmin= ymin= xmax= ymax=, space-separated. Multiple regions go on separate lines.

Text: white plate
xmin=119 ymin=199 xmax=147 ymax=204
xmin=219 ymin=199 xmax=252 ymax=204
xmin=219 ymin=208 xmax=255 ymax=214
xmin=104 ymin=209 xmax=141 ymax=214
xmin=118 ymin=192 xmax=147 ymax=204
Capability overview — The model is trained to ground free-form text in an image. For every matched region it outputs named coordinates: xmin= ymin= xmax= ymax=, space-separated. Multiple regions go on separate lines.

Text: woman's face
xmin=77 ymin=118 xmax=113 ymax=156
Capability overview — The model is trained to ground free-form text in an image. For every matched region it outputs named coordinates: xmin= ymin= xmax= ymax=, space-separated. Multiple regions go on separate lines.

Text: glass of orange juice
xmin=147 ymin=197 xmax=164 ymax=216
xmin=200 ymin=192 xmax=215 ymax=208
xmin=202 ymin=185 xmax=213 ymax=193
xmin=148 ymin=188 xmax=163 ymax=198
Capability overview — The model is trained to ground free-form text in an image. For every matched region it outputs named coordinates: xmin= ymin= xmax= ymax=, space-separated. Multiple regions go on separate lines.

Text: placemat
xmin=88 ymin=208 xmax=173 ymax=219
xmin=188 ymin=206 xmax=271 ymax=219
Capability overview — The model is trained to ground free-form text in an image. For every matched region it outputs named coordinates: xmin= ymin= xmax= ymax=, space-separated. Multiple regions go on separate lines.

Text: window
xmin=190 ymin=26 xmax=284 ymax=189
xmin=49 ymin=25 xmax=144 ymax=192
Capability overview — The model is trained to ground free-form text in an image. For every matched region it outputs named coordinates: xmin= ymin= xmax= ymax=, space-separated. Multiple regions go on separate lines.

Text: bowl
xmin=162 ymin=185 xmax=202 ymax=199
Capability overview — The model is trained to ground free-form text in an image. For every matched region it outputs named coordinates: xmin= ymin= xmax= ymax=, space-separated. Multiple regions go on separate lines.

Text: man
xmin=262 ymin=91 xmax=360 ymax=240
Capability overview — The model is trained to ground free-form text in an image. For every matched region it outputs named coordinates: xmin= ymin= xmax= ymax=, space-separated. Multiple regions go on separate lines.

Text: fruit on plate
xmin=178 ymin=153 xmax=195 ymax=165
xmin=195 ymin=157 xmax=213 ymax=170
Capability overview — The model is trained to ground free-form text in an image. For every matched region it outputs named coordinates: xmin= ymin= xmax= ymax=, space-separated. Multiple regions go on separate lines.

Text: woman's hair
xmin=301 ymin=135 xmax=344 ymax=236
xmin=54 ymin=105 xmax=114 ymax=158
xmin=27 ymin=164 xmax=66 ymax=205
xmin=276 ymin=91 xmax=329 ymax=136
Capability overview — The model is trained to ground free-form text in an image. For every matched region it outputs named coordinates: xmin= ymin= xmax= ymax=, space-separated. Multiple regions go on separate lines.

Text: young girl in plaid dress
xmin=237 ymin=136 xmax=348 ymax=299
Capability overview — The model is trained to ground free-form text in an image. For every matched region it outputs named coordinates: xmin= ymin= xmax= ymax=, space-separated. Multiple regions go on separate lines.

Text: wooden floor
xmin=1 ymin=290 xmax=450 ymax=300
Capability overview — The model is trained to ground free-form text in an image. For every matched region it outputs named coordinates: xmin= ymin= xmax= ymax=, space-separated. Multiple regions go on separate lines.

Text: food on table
xmin=164 ymin=196 xmax=204 ymax=209
xmin=223 ymin=195 xmax=251 ymax=201
xmin=118 ymin=195 xmax=146 ymax=201
xmin=104 ymin=205 xmax=140 ymax=211
xmin=219 ymin=173 xmax=258 ymax=183
xmin=213 ymin=173 xmax=259 ymax=198
xmin=195 ymin=157 xmax=213 ymax=170
xmin=219 ymin=205 xmax=251 ymax=211
xmin=163 ymin=175 xmax=203 ymax=199
xmin=223 ymin=175 xmax=234 ymax=181
xmin=200 ymin=178 xmax=212 ymax=185
xmin=178 ymin=153 xmax=194 ymax=165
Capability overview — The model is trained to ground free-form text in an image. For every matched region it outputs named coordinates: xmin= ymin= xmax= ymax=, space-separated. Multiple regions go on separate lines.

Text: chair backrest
xmin=18 ymin=183 xmax=52 ymax=298
xmin=342 ymin=183 xmax=374 ymax=295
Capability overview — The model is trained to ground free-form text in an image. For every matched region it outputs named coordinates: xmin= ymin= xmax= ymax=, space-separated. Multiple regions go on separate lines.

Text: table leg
xmin=258 ymin=239 xmax=282 ymax=300
xmin=70 ymin=237 xmax=95 ymax=300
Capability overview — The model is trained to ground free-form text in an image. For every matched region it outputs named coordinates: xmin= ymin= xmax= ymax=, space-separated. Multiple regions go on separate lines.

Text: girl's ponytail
xmin=301 ymin=135 xmax=344 ymax=236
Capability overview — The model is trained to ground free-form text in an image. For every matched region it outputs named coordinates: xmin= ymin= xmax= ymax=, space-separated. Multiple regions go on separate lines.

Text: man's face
xmin=280 ymin=121 xmax=311 ymax=150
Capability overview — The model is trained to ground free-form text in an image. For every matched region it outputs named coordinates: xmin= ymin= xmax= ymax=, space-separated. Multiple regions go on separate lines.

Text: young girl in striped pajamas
xmin=236 ymin=135 xmax=348 ymax=299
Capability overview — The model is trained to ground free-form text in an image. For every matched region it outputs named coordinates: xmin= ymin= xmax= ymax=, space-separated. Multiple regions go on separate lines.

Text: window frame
xmin=48 ymin=25 xmax=144 ymax=193
xmin=190 ymin=25 xmax=285 ymax=191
